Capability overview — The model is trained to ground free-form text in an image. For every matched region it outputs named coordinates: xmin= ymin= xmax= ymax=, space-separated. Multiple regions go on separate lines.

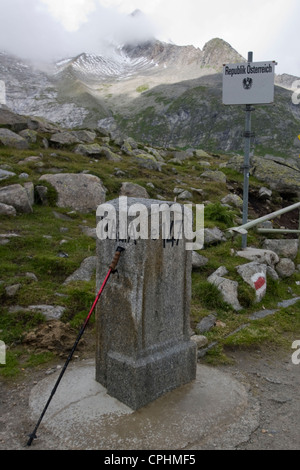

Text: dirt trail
xmin=218 ymin=345 xmax=300 ymax=450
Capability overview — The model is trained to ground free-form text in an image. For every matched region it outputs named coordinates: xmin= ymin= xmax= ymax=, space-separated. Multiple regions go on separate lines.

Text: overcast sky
xmin=0 ymin=0 xmax=299 ymax=76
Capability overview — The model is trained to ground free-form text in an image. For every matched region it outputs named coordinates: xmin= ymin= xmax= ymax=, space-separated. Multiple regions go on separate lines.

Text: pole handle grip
xmin=109 ymin=246 xmax=125 ymax=272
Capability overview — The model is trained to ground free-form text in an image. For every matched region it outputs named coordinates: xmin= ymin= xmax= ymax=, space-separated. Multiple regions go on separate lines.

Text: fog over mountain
xmin=0 ymin=1 xmax=157 ymax=62
xmin=0 ymin=2 xmax=299 ymax=158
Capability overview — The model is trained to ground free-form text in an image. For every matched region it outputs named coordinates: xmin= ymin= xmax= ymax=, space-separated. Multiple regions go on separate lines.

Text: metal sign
xmin=223 ymin=61 xmax=276 ymax=105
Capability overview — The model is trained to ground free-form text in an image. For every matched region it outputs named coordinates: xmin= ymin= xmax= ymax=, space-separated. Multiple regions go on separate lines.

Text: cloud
xmin=0 ymin=0 xmax=157 ymax=62
xmin=40 ymin=0 xmax=96 ymax=32
xmin=0 ymin=0 xmax=70 ymax=61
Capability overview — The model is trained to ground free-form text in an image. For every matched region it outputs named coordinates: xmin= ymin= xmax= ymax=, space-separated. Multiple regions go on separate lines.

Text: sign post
xmin=223 ymin=53 xmax=276 ymax=248
xmin=242 ymin=52 xmax=254 ymax=249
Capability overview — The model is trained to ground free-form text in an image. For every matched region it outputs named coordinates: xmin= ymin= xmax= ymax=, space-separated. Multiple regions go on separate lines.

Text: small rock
xmin=177 ymin=190 xmax=193 ymax=200
xmin=236 ymin=247 xmax=279 ymax=267
xmin=259 ymin=187 xmax=272 ymax=199
xmin=19 ymin=129 xmax=38 ymax=143
xmin=192 ymin=251 xmax=209 ymax=269
xmin=204 ymin=227 xmax=226 ymax=245
xmin=276 ymin=258 xmax=296 ymax=278
xmin=201 ymin=170 xmax=226 ymax=184
xmin=63 ymin=256 xmax=97 ymax=285
xmin=263 ymin=239 xmax=298 ymax=260
xmin=196 ymin=314 xmax=217 ymax=333
xmin=29 ymin=305 xmax=66 ymax=321
xmin=236 ymin=262 xmax=267 ymax=302
xmin=190 ymin=335 xmax=209 ymax=349
xmin=0 ymin=202 xmax=17 ymax=216
xmin=134 ymin=154 xmax=161 ymax=171
xmin=266 ymin=266 xmax=279 ymax=281
xmin=120 ymin=182 xmax=149 ymax=199
xmin=5 ymin=284 xmax=21 ymax=297
xmin=173 ymin=187 xmax=185 ymax=194
xmin=25 ymin=272 xmax=38 ymax=282
xmin=221 ymin=193 xmax=243 ymax=208
xmin=0 ymin=169 xmax=16 ymax=181
xmin=208 ymin=267 xmax=242 ymax=311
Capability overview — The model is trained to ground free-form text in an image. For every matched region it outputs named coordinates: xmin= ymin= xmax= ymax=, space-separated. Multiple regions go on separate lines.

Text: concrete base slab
xmin=29 ymin=360 xmax=259 ymax=450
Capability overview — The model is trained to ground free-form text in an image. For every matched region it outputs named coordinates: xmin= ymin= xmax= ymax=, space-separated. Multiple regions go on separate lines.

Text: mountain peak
xmin=202 ymin=38 xmax=245 ymax=69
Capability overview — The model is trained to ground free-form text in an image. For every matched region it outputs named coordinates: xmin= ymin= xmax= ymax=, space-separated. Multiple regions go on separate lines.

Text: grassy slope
xmin=0 ymin=137 xmax=299 ymax=376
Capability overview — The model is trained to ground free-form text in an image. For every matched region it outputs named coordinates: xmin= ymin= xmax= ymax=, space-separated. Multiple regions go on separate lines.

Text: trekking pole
xmin=26 ymin=246 xmax=125 ymax=447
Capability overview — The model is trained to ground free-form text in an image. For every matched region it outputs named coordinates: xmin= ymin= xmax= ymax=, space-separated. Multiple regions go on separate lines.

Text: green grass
xmin=0 ymin=310 xmax=45 ymax=344
xmin=0 ymin=349 xmax=55 ymax=378
xmin=136 ymin=84 xmax=149 ymax=93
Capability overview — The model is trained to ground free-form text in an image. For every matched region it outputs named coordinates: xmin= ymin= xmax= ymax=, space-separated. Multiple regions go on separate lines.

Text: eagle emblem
xmin=243 ymin=77 xmax=253 ymax=90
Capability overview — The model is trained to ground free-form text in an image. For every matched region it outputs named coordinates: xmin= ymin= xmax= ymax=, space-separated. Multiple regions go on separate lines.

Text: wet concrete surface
xmin=27 ymin=360 xmax=259 ymax=450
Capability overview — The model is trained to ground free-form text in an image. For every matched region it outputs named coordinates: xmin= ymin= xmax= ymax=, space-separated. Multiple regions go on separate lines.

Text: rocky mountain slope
xmin=0 ymin=38 xmax=299 ymax=157
xmin=0 ymin=106 xmax=299 ymax=375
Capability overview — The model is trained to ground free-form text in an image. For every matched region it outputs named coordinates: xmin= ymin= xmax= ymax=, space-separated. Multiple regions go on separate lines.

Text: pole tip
xmin=26 ymin=433 xmax=37 ymax=447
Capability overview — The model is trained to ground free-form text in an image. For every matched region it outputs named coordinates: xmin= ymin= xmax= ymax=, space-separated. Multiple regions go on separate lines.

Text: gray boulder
xmin=258 ymin=186 xmax=272 ymax=199
xmin=75 ymin=143 xmax=122 ymax=161
xmin=227 ymin=155 xmax=300 ymax=194
xmin=50 ymin=132 xmax=83 ymax=146
xmin=208 ymin=267 xmax=242 ymax=311
xmin=120 ymin=182 xmax=149 ymax=199
xmin=236 ymin=262 xmax=267 ymax=302
xmin=71 ymin=130 xmax=96 ymax=143
xmin=134 ymin=154 xmax=162 ymax=171
xmin=266 ymin=266 xmax=279 ymax=280
xmin=221 ymin=193 xmax=243 ymax=208
xmin=236 ymin=247 xmax=279 ymax=267
xmin=0 ymin=202 xmax=16 ymax=216
xmin=74 ymin=143 xmax=103 ymax=157
xmin=201 ymin=170 xmax=226 ymax=184
xmin=39 ymin=173 xmax=107 ymax=213
xmin=5 ymin=284 xmax=21 ymax=297
xmin=276 ymin=258 xmax=296 ymax=278
xmin=190 ymin=335 xmax=209 ymax=349
xmin=28 ymin=305 xmax=65 ymax=321
xmin=262 ymin=239 xmax=298 ymax=260
xmin=64 ymin=256 xmax=97 ymax=286
xmin=0 ymin=107 xmax=28 ymax=132
xmin=0 ymin=128 xmax=28 ymax=149
xmin=192 ymin=251 xmax=209 ymax=269
xmin=177 ymin=190 xmax=193 ymax=200
xmin=196 ymin=314 xmax=217 ymax=333
xmin=0 ymin=184 xmax=33 ymax=213
xmin=0 ymin=169 xmax=16 ymax=181
xmin=19 ymin=129 xmax=38 ymax=143
xmin=204 ymin=227 xmax=226 ymax=245
xmin=98 ymin=147 xmax=122 ymax=162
